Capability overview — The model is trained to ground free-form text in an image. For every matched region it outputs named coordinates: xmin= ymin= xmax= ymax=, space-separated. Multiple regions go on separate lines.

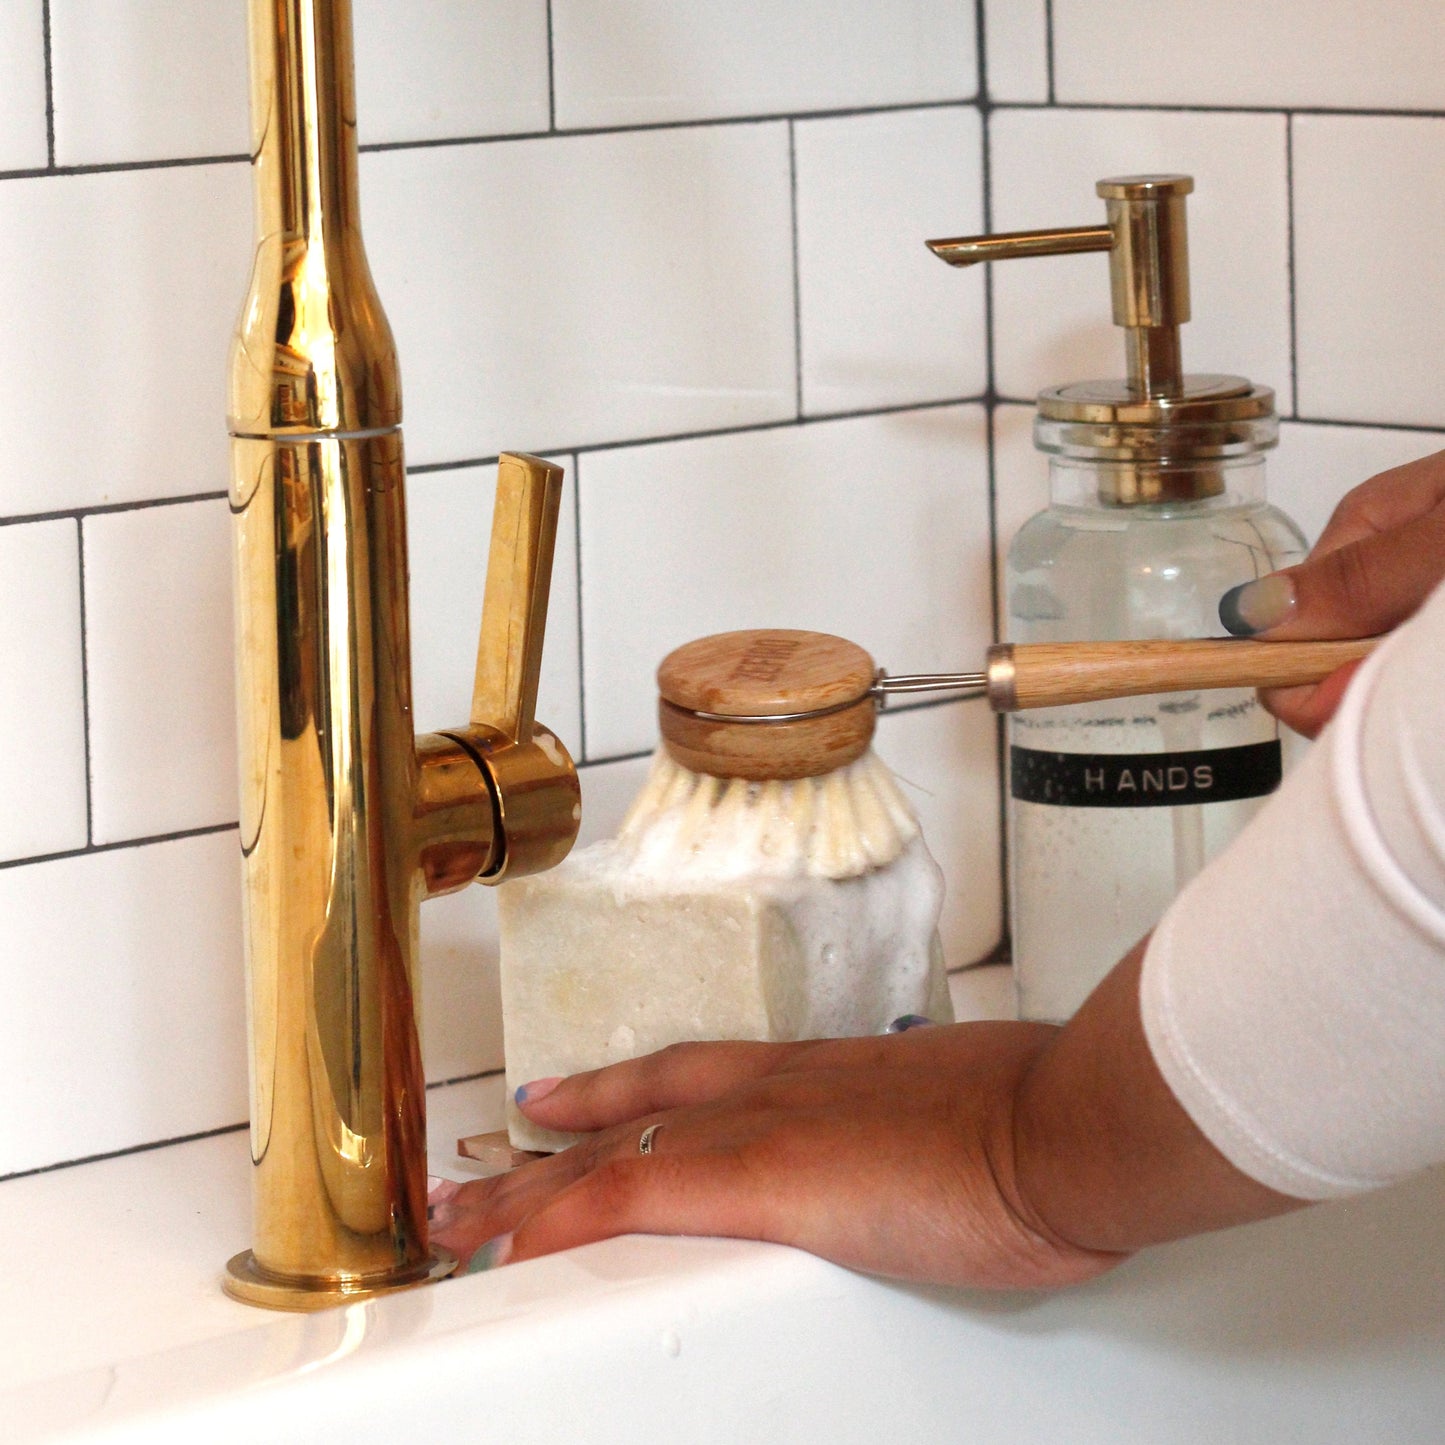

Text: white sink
xmin=6 ymin=970 xmax=1445 ymax=1443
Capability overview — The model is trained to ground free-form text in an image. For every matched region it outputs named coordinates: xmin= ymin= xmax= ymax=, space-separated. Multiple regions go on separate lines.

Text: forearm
xmin=1010 ymin=937 xmax=1304 ymax=1256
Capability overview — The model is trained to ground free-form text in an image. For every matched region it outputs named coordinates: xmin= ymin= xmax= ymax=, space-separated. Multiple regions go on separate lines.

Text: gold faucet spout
xmin=224 ymin=0 xmax=579 ymax=1311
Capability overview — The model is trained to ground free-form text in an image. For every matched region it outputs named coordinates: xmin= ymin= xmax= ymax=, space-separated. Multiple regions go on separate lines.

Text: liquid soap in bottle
xmin=931 ymin=176 xmax=1306 ymax=1021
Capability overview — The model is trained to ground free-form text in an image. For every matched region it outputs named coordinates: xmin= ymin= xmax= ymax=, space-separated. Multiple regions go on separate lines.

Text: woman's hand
xmin=430 ymin=1021 xmax=1123 ymax=1289
xmin=1220 ymin=450 xmax=1445 ymax=736
xmin=431 ymin=945 xmax=1299 ymax=1284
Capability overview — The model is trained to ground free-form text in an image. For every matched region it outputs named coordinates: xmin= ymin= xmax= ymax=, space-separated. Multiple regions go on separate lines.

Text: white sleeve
xmin=1139 ymin=582 xmax=1445 ymax=1200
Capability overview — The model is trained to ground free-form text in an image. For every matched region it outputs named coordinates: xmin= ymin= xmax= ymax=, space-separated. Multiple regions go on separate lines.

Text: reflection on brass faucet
xmin=224 ymin=0 xmax=580 ymax=1311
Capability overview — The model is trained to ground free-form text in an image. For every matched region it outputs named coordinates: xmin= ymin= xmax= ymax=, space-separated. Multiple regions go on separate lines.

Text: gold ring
xmin=638 ymin=1123 xmax=661 ymax=1156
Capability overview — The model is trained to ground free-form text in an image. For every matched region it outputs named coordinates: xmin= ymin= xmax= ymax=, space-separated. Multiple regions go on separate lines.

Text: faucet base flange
xmin=222 ymin=1247 xmax=458 ymax=1312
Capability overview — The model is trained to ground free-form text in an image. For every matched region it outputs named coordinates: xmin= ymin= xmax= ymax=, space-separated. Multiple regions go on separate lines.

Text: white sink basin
xmin=6 ymin=970 xmax=1445 ymax=1443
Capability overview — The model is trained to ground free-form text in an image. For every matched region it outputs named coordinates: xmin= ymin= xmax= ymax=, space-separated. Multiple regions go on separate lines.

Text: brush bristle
xmin=613 ymin=749 xmax=919 ymax=882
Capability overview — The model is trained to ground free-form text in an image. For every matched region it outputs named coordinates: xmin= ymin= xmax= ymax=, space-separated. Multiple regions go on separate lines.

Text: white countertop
xmin=6 ymin=966 xmax=1445 ymax=1444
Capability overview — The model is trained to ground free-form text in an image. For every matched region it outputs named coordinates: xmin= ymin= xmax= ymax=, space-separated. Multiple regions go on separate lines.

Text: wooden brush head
xmin=656 ymin=629 xmax=877 ymax=781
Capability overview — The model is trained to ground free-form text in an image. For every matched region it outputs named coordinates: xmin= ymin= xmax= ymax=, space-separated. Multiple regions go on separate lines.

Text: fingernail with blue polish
xmin=1219 ymin=574 xmax=1296 ymax=636
xmin=887 ymin=1014 xmax=936 ymax=1033
xmin=515 ymin=1076 xmax=562 ymax=1107
xmin=465 ymin=1233 xmax=514 ymax=1273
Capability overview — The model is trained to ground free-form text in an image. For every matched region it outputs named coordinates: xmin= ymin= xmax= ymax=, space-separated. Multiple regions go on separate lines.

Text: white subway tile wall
xmin=794 ymin=106 xmax=985 ymax=414
xmin=0 ymin=522 xmax=88 ymax=863
xmin=2 ymin=2 xmax=1444 ymax=1175
xmin=361 ymin=124 xmax=797 ymax=465
xmin=83 ymin=500 xmax=237 ymax=845
xmin=48 ymin=3 xmax=249 ymax=165
xmin=551 ymin=0 xmax=976 ymax=128
xmin=981 ymin=0 xmax=1050 ymax=104
xmin=0 ymin=0 xmax=47 ymax=171
xmin=0 ymin=164 xmax=251 ymax=516
xmin=576 ymin=406 xmax=993 ymax=759
xmin=353 ymin=0 xmax=552 ymax=145
xmin=1293 ymin=115 xmax=1445 ymax=428
xmin=1052 ymin=0 xmax=1445 ymax=112
xmin=0 ymin=834 xmax=246 ymax=1178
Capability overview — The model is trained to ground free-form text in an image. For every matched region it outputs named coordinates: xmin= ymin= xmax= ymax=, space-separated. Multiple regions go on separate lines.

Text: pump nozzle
xmin=928 ymin=174 xmax=1194 ymax=399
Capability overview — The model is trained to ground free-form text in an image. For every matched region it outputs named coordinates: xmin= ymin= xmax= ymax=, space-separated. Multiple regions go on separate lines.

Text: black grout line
xmin=353 ymin=97 xmax=976 ymax=156
xmin=0 ymin=151 xmax=248 ymax=182
xmin=569 ymin=452 xmax=588 ymax=764
xmin=404 ymin=396 xmax=988 ymax=480
xmin=1044 ymin=0 xmax=1056 ymax=106
xmin=0 ymin=745 xmax=656 ymax=873
xmin=0 ymin=489 xmax=227 ymax=531
xmin=1285 ymin=113 xmax=1300 ymax=420
xmin=427 ymin=1064 xmax=506 ymax=1091
xmin=1287 ymin=414 xmax=1445 ymax=435
xmin=545 ymin=0 xmax=557 ymax=132
xmin=40 ymin=0 xmax=55 ymax=167
xmin=0 ymin=1119 xmax=248 ymax=1183
xmin=3 ymin=402 xmax=1432 ymax=535
xmin=3 ymin=97 xmax=1444 ymax=188
xmin=993 ymin=99 xmax=1445 ymax=120
xmin=0 ymin=821 xmax=237 ymax=873
xmin=0 ymin=98 xmax=999 ymax=185
xmin=74 ymin=519 xmax=94 ymax=847
xmin=787 ymin=120 xmax=804 ymax=420
xmin=5 ymin=1067 xmax=510 ymax=1183
xmin=575 ymin=745 xmax=657 ymax=770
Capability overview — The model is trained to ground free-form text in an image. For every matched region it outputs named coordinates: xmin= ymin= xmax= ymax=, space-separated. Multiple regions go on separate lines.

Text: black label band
xmin=1010 ymin=739 xmax=1283 ymax=809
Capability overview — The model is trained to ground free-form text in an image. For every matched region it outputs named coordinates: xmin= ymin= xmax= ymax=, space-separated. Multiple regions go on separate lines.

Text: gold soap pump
xmin=928 ymin=174 xmax=1307 ymax=1024
xmin=931 ymin=173 xmax=1279 ymax=503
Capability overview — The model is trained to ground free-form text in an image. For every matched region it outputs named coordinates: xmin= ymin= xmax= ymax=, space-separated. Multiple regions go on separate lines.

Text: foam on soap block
xmin=500 ymin=749 xmax=953 ymax=1151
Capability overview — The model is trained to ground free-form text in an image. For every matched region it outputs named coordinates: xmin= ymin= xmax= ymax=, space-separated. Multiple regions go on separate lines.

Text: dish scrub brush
xmin=498 ymin=629 xmax=954 ymax=1151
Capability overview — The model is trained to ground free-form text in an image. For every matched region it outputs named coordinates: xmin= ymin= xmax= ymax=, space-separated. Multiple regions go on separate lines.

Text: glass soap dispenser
xmin=930 ymin=175 xmax=1306 ymax=1021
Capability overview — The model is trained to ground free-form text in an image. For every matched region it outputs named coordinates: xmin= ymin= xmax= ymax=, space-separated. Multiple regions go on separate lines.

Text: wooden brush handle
xmin=990 ymin=637 xmax=1379 ymax=711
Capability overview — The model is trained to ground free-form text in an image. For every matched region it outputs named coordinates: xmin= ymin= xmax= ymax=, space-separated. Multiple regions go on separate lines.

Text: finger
xmin=430 ymin=1132 xmax=619 ymax=1262
xmin=518 ymin=1026 xmax=977 ymax=1133
xmin=1310 ymin=452 xmax=1445 ymax=559
xmin=1259 ymin=658 xmax=1365 ymax=739
xmin=506 ymin=1150 xmax=777 ymax=1267
xmin=446 ymin=1066 xmax=850 ymax=1262
xmin=505 ymin=1098 xmax=1117 ymax=1290
xmin=433 ymin=1102 xmax=735 ymax=1264
xmin=518 ymin=1037 xmax=845 ymax=1132
xmin=1219 ymin=497 xmax=1445 ymax=639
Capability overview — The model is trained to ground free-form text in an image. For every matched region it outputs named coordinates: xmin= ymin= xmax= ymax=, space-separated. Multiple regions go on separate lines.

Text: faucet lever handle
xmin=472 ymin=453 xmax=564 ymax=743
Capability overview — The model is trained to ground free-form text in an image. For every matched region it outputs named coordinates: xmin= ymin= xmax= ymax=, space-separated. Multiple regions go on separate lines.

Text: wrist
xmin=999 ymin=1028 xmax=1132 ymax=1288
xmin=975 ymin=1024 xmax=1131 ymax=1289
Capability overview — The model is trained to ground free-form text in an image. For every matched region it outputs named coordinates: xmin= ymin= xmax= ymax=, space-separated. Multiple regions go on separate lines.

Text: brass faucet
xmin=223 ymin=0 xmax=580 ymax=1310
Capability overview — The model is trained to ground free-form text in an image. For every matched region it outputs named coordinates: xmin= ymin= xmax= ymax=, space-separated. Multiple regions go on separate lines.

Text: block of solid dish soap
xmin=498 ymin=750 xmax=953 ymax=1152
